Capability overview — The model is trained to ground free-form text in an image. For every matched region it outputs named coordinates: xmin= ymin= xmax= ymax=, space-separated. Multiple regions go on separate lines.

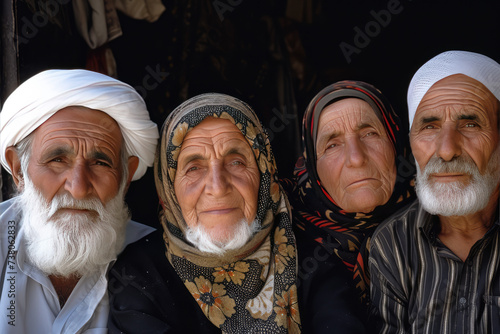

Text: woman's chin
xmin=339 ymin=190 xmax=389 ymax=213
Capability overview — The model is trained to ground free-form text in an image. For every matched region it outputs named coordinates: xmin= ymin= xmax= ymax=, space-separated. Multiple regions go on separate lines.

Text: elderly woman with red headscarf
xmin=283 ymin=81 xmax=416 ymax=329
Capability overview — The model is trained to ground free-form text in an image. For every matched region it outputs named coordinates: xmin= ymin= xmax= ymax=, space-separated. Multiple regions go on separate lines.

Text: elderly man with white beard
xmin=0 ymin=69 xmax=159 ymax=333
xmin=369 ymin=51 xmax=500 ymax=334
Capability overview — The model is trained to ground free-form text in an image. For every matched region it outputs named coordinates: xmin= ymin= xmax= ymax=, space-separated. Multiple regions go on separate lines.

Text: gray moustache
xmin=422 ymin=156 xmax=478 ymax=177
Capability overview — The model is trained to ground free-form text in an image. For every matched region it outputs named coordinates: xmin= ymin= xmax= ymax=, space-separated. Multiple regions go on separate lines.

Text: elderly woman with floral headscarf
xmin=283 ymin=81 xmax=416 ymax=321
xmin=103 ymin=94 xmax=288 ymax=333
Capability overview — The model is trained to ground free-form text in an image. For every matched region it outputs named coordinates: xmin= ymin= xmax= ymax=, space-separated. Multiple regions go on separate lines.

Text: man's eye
xmin=187 ymin=166 xmax=199 ymax=172
xmin=96 ymin=161 xmax=111 ymax=167
xmin=465 ymin=123 xmax=477 ymax=128
xmin=50 ymin=157 xmax=63 ymax=163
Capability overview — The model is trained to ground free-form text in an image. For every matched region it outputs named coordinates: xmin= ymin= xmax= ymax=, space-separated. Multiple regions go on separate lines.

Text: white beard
xmin=19 ymin=175 xmax=130 ymax=277
xmin=416 ymin=146 xmax=500 ymax=217
xmin=185 ymin=218 xmax=260 ymax=256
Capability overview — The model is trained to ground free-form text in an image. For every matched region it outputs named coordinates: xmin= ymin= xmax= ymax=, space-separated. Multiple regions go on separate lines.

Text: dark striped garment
xmin=369 ymin=199 xmax=500 ymax=333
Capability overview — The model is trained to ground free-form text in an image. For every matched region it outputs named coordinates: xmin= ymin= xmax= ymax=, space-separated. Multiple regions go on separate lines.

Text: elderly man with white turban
xmin=369 ymin=50 xmax=500 ymax=333
xmin=0 ymin=69 xmax=159 ymax=333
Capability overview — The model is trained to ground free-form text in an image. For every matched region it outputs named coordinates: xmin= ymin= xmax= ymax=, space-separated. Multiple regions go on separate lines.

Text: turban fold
xmin=407 ymin=50 xmax=500 ymax=129
xmin=0 ymin=69 xmax=159 ymax=181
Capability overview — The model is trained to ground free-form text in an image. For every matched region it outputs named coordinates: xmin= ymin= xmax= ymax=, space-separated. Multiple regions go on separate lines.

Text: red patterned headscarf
xmin=286 ymin=81 xmax=415 ymax=307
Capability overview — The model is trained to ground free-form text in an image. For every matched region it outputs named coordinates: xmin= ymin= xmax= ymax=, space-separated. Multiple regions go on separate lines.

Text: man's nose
xmin=64 ymin=163 xmax=93 ymax=200
xmin=436 ymin=125 xmax=462 ymax=162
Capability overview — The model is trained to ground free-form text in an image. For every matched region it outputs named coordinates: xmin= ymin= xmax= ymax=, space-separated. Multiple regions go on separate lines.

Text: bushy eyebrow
xmin=417 ymin=114 xmax=479 ymax=126
xmin=89 ymin=151 xmax=114 ymax=165
xmin=178 ymin=153 xmax=204 ymax=166
xmin=418 ymin=116 xmax=440 ymax=126
xmin=41 ymin=147 xmax=114 ymax=165
xmin=178 ymin=145 xmax=252 ymax=166
xmin=41 ymin=147 xmax=72 ymax=161
xmin=457 ymin=114 xmax=477 ymax=121
xmin=226 ymin=147 xmax=249 ymax=157
xmin=419 ymin=116 xmax=440 ymax=125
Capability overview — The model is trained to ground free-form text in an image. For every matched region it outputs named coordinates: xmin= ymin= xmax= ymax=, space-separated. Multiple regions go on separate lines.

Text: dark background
xmin=3 ymin=0 xmax=500 ymax=227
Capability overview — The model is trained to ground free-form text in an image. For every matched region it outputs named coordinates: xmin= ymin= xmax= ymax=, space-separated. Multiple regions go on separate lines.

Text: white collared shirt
xmin=0 ymin=197 xmax=155 ymax=333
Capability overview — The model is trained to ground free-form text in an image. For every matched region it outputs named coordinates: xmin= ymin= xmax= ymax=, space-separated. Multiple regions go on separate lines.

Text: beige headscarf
xmin=154 ymin=93 xmax=301 ymax=333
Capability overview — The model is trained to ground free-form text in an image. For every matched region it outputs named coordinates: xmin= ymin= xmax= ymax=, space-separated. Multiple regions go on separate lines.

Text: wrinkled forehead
xmin=164 ymin=106 xmax=266 ymax=168
xmin=180 ymin=117 xmax=251 ymax=152
xmin=42 ymin=106 xmax=120 ymax=129
xmin=34 ymin=106 xmax=123 ymax=142
xmin=317 ymin=98 xmax=381 ymax=127
xmin=312 ymin=91 xmax=384 ymax=142
xmin=31 ymin=106 xmax=124 ymax=157
xmin=414 ymin=74 xmax=499 ymax=125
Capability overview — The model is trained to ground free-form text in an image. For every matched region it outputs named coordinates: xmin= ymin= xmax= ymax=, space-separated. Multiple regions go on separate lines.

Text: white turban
xmin=407 ymin=50 xmax=500 ymax=129
xmin=0 ymin=69 xmax=159 ymax=181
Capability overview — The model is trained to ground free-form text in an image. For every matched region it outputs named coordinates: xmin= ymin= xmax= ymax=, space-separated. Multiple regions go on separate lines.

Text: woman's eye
xmin=230 ymin=160 xmax=244 ymax=166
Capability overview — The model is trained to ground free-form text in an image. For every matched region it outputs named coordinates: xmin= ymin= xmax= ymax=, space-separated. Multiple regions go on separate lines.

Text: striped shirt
xmin=369 ymin=199 xmax=500 ymax=334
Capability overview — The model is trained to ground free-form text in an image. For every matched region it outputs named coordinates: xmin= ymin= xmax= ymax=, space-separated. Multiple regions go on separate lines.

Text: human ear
xmin=5 ymin=146 xmax=23 ymax=187
xmin=126 ymin=156 xmax=139 ymax=185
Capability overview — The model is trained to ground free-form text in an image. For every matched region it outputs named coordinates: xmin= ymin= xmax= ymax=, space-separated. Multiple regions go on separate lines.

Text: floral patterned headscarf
xmin=154 ymin=93 xmax=301 ymax=333
xmin=286 ymin=81 xmax=415 ymax=307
